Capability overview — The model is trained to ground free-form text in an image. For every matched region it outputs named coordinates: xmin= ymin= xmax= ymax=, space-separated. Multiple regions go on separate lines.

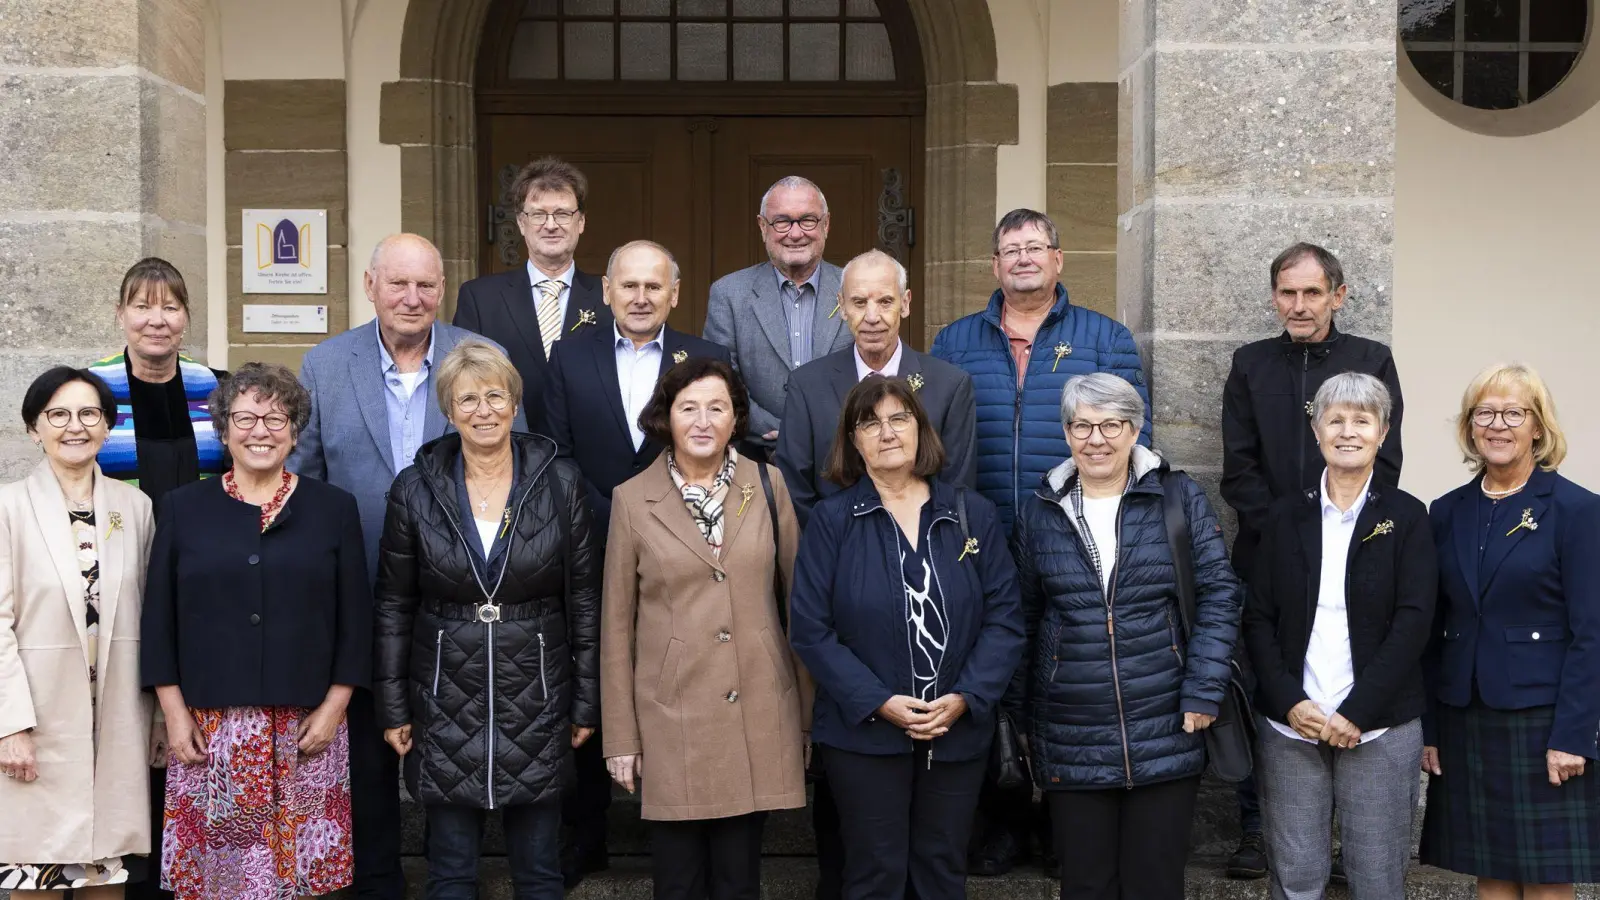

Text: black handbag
xmin=1161 ymin=472 xmax=1256 ymax=784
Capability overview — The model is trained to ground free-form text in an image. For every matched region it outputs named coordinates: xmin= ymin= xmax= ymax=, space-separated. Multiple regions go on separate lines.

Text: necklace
xmin=469 ymin=477 xmax=509 ymax=514
xmin=1480 ymin=474 xmax=1529 ymax=499
xmin=224 ymin=469 xmax=294 ymax=531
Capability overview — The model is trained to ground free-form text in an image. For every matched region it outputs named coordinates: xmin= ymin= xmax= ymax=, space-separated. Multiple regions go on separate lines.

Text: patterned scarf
xmin=1067 ymin=462 xmax=1137 ymax=587
xmin=87 ymin=351 xmax=226 ymax=485
xmin=667 ymin=449 xmax=738 ymax=558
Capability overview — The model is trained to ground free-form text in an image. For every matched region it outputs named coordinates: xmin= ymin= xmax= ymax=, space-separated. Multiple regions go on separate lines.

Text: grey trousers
xmin=1257 ymin=716 xmax=1422 ymax=900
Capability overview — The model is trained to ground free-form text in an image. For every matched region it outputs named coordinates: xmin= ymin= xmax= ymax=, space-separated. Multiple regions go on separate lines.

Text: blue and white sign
xmin=242 ymin=208 xmax=328 ymax=294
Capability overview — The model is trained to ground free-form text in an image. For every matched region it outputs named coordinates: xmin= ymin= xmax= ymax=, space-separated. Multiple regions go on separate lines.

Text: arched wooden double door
xmin=476 ymin=0 xmax=926 ymax=342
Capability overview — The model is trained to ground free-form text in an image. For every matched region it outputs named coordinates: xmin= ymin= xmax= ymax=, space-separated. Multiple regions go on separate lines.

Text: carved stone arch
xmin=382 ymin=0 xmax=1016 ymax=337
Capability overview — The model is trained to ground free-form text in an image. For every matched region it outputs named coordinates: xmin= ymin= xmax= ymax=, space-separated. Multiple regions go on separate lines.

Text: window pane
xmin=678 ymin=22 xmax=729 ymax=80
xmin=524 ymin=0 xmax=558 ymax=16
xmin=1461 ymin=51 xmax=1518 ymax=108
xmin=1530 ymin=0 xmax=1587 ymax=41
xmin=790 ymin=23 xmax=840 ymax=79
xmin=678 ymin=0 xmax=726 ymax=15
xmin=1401 ymin=0 xmax=1457 ymax=41
xmin=732 ymin=0 xmax=782 ymax=14
xmin=1528 ymin=51 xmax=1579 ymax=101
xmin=508 ymin=21 xmax=560 ymax=79
xmin=565 ymin=22 xmax=616 ymax=79
xmin=1463 ymin=0 xmax=1517 ymax=41
xmin=733 ymin=22 xmax=784 ymax=79
xmin=1407 ymin=50 xmax=1455 ymax=98
xmin=790 ymin=0 xmax=839 ymax=17
xmin=846 ymin=0 xmax=880 ymax=16
xmin=621 ymin=0 xmax=671 ymax=14
xmin=844 ymin=22 xmax=893 ymax=80
xmin=621 ymin=22 xmax=672 ymax=78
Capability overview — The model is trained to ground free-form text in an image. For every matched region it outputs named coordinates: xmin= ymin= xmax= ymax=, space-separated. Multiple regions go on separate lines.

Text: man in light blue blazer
xmin=287 ymin=233 xmax=522 ymax=900
xmin=704 ymin=176 xmax=853 ymax=457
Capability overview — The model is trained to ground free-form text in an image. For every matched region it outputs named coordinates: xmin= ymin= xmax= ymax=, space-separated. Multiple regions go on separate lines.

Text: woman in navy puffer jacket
xmin=1008 ymin=373 xmax=1241 ymax=900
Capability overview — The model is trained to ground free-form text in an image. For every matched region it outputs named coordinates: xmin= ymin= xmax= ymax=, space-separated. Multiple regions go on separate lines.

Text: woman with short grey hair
xmin=1009 ymin=372 xmax=1241 ymax=900
xmin=1243 ymin=372 xmax=1436 ymax=900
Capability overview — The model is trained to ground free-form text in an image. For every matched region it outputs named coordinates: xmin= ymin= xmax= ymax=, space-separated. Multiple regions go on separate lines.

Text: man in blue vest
xmin=932 ymin=208 xmax=1151 ymax=875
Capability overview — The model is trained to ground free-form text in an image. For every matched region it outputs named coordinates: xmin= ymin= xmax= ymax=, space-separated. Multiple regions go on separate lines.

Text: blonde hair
xmin=435 ymin=340 xmax=523 ymax=417
xmin=1455 ymin=362 xmax=1567 ymax=472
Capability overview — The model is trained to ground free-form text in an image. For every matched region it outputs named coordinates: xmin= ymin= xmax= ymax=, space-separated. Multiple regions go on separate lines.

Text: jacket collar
xmin=411 ymin=430 xmax=557 ymax=510
xmin=1040 ymin=444 xmax=1166 ymax=502
xmin=844 ymin=474 xmax=961 ymax=522
xmin=980 ymin=283 xmax=1072 ymax=331
xmin=1452 ymin=466 xmax=1560 ymax=603
xmin=1277 ymin=321 xmax=1345 ymax=361
xmin=637 ymin=450 xmax=762 ymax=573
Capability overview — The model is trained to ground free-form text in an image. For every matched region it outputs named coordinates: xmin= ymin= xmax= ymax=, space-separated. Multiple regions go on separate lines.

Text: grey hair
xmin=368 ymin=233 xmax=444 ymax=275
xmin=209 ymin=362 xmax=311 ymax=440
xmin=606 ymin=239 xmax=681 ymax=283
xmin=840 ymin=248 xmax=908 ymax=294
xmin=1312 ymin=372 xmax=1392 ymax=427
xmin=759 ymin=175 xmax=830 ymax=218
xmin=993 ymin=208 xmax=1060 ymax=255
xmin=1059 ymin=373 xmax=1145 ymax=430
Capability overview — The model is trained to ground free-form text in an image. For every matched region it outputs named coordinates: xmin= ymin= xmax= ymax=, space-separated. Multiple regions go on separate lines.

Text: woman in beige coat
xmin=0 ymin=367 xmax=156 ymax=896
xmin=602 ymin=358 xmax=807 ymax=900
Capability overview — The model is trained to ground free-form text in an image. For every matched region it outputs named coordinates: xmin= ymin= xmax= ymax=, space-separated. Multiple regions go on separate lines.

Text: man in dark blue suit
xmin=540 ymin=239 xmax=729 ymax=883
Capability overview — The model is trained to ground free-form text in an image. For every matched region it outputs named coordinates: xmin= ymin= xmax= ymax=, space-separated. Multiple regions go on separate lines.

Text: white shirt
xmin=614 ymin=324 xmax=664 ymax=451
xmin=1268 ymin=470 xmax=1389 ymax=746
xmin=473 ymin=517 xmax=500 ymax=556
xmin=527 ymin=259 xmax=576 ymax=330
xmin=1081 ymin=495 xmax=1121 ymax=592
xmin=854 ymin=339 xmax=905 ymax=380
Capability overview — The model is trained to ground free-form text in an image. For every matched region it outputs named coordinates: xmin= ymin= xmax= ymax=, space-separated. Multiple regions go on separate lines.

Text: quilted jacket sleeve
xmin=1177 ymin=474 xmax=1242 ymax=717
xmin=1004 ymin=500 xmax=1044 ymax=729
xmin=374 ymin=475 xmax=422 ymax=730
xmin=558 ymin=461 xmax=603 ymax=729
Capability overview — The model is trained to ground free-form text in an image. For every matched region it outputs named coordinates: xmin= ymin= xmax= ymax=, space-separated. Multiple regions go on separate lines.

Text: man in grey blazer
xmin=287 ymin=233 xmax=522 ymax=900
xmin=704 ymin=175 xmax=854 ymax=457
xmin=777 ymin=248 xmax=977 ymax=526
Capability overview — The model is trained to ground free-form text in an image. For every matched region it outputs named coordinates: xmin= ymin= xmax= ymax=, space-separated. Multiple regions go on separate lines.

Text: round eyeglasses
xmin=1471 ymin=407 xmax=1529 ymax=429
xmin=1067 ymin=419 xmax=1128 ymax=441
xmin=43 ymin=407 xmax=105 ymax=429
xmin=456 ymin=391 xmax=512 ymax=414
xmin=856 ymin=412 xmax=916 ymax=438
xmin=229 ymin=412 xmax=291 ymax=432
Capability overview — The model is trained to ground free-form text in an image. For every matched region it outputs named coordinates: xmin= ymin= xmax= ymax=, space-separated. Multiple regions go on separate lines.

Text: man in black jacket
xmin=1219 ymin=242 xmax=1404 ymax=879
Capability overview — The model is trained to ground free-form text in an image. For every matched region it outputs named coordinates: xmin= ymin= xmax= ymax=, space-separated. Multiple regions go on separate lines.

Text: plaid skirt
xmin=1420 ymin=700 xmax=1600 ymax=884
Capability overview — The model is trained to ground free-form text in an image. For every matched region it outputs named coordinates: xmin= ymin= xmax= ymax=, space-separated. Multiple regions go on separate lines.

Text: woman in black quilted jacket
xmin=1009 ymin=373 xmax=1241 ymax=900
xmin=373 ymin=341 xmax=601 ymax=900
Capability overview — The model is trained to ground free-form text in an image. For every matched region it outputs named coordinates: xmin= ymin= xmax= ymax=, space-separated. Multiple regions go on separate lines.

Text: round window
xmin=1401 ymin=0 xmax=1590 ymax=109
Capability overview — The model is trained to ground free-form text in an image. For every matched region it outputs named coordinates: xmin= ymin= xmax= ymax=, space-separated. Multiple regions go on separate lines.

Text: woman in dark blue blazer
xmin=1420 ymin=362 xmax=1600 ymax=897
xmin=790 ymin=376 xmax=1024 ymax=900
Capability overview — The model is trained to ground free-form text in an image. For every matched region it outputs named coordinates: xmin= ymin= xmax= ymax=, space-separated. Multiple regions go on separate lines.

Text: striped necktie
xmin=536 ymin=279 xmax=564 ymax=360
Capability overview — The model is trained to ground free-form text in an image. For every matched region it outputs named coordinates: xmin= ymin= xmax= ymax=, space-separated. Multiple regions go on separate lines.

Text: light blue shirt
xmin=774 ymin=264 xmax=823 ymax=369
xmin=614 ymin=324 xmax=665 ymax=451
xmin=378 ymin=325 xmax=437 ymax=473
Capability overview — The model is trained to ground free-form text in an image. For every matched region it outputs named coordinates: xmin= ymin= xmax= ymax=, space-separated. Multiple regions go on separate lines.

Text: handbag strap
xmin=1161 ymin=471 xmax=1198 ymax=641
xmin=757 ymin=462 xmax=787 ymax=634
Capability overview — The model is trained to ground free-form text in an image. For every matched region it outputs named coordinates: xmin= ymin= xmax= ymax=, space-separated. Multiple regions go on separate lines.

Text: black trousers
xmin=650 ymin=813 xmax=768 ymax=900
xmin=1047 ymin=776 xmax=1201 ymax=900
xmin=563 ymin=728 xmax=613 ymax=855
xmin=349 ymin=687 xmax=407 ymax=899
xmin=811 ymin=776 xmax=846 ymax=900
xmin=822 ymin=743 xmax=986 ymax=900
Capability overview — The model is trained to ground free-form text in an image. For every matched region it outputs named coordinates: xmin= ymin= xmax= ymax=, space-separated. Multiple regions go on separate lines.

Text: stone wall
xmin=0 ymin=0 xmax=208 ymax=479
xmin=1047 ymin=81 xmax=1117 ymax=319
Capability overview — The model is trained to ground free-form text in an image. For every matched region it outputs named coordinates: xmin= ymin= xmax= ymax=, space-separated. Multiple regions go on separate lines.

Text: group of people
xmin=0 ymin=157 xmax=1594 ymax=900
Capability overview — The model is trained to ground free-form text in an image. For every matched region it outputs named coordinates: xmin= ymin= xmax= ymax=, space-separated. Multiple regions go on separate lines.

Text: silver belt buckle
xmin=476 ymin=604 xmax=501 ymax=624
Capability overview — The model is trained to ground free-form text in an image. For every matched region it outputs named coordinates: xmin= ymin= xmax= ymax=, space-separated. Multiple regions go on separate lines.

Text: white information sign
xmin=242 ymin=208 xmax=328 ymax=294
xmin=242 ymin=304 xmax=329 ymax=334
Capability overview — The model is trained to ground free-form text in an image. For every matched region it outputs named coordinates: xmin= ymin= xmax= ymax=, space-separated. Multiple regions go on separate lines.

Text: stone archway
xmin=380 ymin=0 xmax=1017 ymax=343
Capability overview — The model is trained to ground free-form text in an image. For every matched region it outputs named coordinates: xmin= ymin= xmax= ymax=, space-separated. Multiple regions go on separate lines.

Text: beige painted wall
xmin=1392 ymin=76 xmax=1600 ymax=501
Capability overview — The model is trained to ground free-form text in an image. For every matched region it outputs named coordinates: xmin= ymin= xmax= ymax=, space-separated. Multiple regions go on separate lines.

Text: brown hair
xmin=118 ymin=257 xmax=189 ymax=311
xmin=638 ymin=358 xmax=750 ymax=448
xmin=1270 ymin=242 xmax=1345 ymax=292
xmin=509 ymin=156 xmax=589 ymax=212
xmin=823 ymin=376 xmax=945 ymax=487
xmin=1454 ymin=361 xmax=1568 ymax=473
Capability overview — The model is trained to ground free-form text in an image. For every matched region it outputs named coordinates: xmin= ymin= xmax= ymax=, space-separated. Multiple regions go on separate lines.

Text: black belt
xmin=425 ymin=600 xmax=543 ymax=624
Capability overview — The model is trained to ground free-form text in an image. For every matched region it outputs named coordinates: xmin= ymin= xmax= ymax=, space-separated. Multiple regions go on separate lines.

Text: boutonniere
xmin=828 ymin=302 xmax=840 ymax=319
xmin=569 ymin=309 xmax=597 ymax=332
xmin=958 ymin=537 xmax=980 ymax=562
xmin=737 ymin=483 xmax=755 ymax=517
xmin=1051 ymin=342 xmax=1073 ymax=372
xmin=672 ymin=349 xmax=688 ymax=365
xmin=105 ymin=511 xmax=123 ymax=539
xmin=1361 ymin=519 xmax=1394 ymax=542
xmin=1304 ymin=400 xmax=1315 ymax=419
xmin=906 ymin=373 xmax=925 ymax=393
xmin=1508 ymin=508 xmax=1539 ymax=536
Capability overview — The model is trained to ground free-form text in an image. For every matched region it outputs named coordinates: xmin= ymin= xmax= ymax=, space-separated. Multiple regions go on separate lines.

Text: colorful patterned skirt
xmin=161 ymin=706 xmax=354 ymax=900
xmin=1420 ymin=699 xmax=1600 ymax=884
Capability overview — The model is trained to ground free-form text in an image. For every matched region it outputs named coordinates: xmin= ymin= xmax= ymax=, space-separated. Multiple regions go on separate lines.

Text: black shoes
xmin=968 ymin=829 xmax=1028 ymax=877
xmin=1225 ymin=832 xmax=1268 ymax=880
xmin=562 ymin=844 xmax=610 ymax=890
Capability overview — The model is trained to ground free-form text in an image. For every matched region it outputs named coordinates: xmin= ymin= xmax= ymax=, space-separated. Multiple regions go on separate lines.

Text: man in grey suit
xmin=778 ymin=249 xmax=976 ymax=528
xmin=703 ymin=175 xmax=853 ymax=457
xmin=288 ymin=233 xmax=521 ymax=900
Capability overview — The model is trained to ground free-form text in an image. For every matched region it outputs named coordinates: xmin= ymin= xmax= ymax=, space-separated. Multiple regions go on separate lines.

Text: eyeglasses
xmin=762 ymin=215 xmax=823 ymax=234
xmin=456 ymin=391 xmax=512 ymax=414
xmin=1471 ymin=407 xmax=1529 ymax=429
xmin=229 ymin=411 xmax=291 ymax=432
xmin=856 ymin=412 xmax=916 ymax=438
xmin=43 ymin=407 xmax=105 ymax=428
xmin=519 ymin=209 xmax=578 ymax=227
xmin=1067 ymin=419 xmax=1128 ymax=440
xmin=997 ymin=243 xmax=1057 ymax=262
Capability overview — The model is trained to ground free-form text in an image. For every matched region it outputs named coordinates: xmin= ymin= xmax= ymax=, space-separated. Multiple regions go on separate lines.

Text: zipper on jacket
xmin=538 ymin=632 xmax=549 ymax=700
xmin=1165 ymin=608 xmax=1183 ymax=667
xmin=1011 ymin=388 xmax=1024 ymax=529
xmin=486 ymin=620 xmax=497 ymax=810
xmin=922 ymin=512 xmax=959 ymax=770
xmin=1068 ymin=500 xmax=1135 ymax=789
xmin=1298 ymin=347 xmax=1310 ymax=486
xmin=432 ymin=630 xmax=444 ymax=696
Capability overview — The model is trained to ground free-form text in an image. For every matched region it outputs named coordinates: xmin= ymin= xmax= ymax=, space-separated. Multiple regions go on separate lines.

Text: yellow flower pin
xmin=569 ymin=309 xmax=598 ymax=332
xmin=1507 ymin=508 xmax=1539 ymax=537
xmin=673 ymin=350 xmax=688 ymax=365
xmin=737 ymin=483 xmax=755 ymax=517
xmin=1051 ymin=343 xmax=1073 ymax=372
xmin=1361 ymin=519 xmax=1394 ymax=542
xmin=105 ymin=511 xmax=123 ymax=539
xmin=828 ymin=302 xmax=841 ymax=319
xmin=958 ymin=537 xmax=980 ymax=562
xmin=907 ymin=373 xmax=925 ymax=393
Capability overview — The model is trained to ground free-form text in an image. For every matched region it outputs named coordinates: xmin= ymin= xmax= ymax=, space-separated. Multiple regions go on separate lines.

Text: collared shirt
xmin=528 ymin=259 xmax=576 ymax=332
xmin=1269 ymin=468 xmax=1389 ymax=745
xmin=998 ymin=305 xmax=1036 ymax=386
xmin=378 ymin=324 xmax=437 ymax=473
xmin=853 ymin=339 xmax=904 ymax=381
xmin=775 ymin=264 xmax=823 ymax=369
xmin=614 ymin=324 xmax=664 ymax=451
